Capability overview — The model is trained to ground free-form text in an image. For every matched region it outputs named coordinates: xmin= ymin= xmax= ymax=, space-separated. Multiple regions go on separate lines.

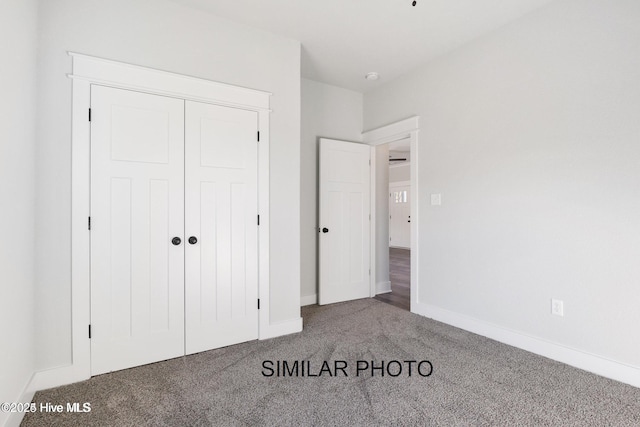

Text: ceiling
xmin=169 ymin=0 xmax=557 ymax=92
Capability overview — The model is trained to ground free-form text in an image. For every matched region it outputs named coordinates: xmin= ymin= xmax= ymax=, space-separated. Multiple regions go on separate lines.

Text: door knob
xmin=171 ymin=237 xmax=182 ymax=246
xmin=322 ymin=228 xmax=329 ymax=233
xmin=188 ymin=236 xmax=198 ymax=245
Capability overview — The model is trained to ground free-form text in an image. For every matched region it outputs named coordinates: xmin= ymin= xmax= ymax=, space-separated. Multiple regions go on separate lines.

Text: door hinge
xmin=257 ymin=214 xmax=260 ymax=226
xmin=369 ymin=159 xmax=371 ymax=166
xmin=88 ymin=108 xmax=92 ymax=122
xmin=257 ymin=131 xmax=260 ymax=142
xmin=88 ymin=216 xmax=91 ymax=230
xmin=88 ymin=324 xmax=92 ymax=339
xmin=369 ymin=269 xmax=371 ymax=276
xmin=258 ymin=299 xmax=260 ymax=310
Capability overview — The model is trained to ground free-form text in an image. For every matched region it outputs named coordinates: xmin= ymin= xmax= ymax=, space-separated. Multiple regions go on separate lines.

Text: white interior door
xmin=389 ymin=184 xmax=411 ymax=248
xmin=90 ymin=85 xmax=185 ymax=375
xmin=184 ymin=101 xmax=259 ymax=354
xmin=319 ymin=138 xmax=371 ymax=305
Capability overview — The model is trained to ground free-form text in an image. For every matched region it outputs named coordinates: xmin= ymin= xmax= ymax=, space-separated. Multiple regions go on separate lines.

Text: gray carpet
xmin=23 ymin=299 xmax=640 ymax=426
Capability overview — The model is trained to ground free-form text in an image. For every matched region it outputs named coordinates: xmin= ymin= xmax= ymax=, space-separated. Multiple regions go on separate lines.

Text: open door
xmin=318 ymin=138 xmax=371 ymax=305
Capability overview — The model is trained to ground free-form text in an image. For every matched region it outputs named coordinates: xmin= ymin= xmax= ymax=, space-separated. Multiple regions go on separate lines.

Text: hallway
xmin=374 ymin=248 xmax=410 ymax=311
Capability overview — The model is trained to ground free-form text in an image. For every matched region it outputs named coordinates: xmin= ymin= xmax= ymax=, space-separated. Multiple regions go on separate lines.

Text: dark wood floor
xmin=374 ymin=247 xmax=410 ymax=311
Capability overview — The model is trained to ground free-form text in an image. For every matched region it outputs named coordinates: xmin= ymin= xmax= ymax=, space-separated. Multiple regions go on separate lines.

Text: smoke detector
xmin=365 ymin=72 xmax=379 ymax=81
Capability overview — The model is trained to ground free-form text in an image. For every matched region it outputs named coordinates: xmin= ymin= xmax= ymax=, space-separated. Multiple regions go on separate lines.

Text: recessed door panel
xmin=200 ymin=118 xmax=246 ymax=169
xmin=149 ymin=179 xmax=171 ymax=331
xmin=111 ymin=105 xmax=170 ymax=164
xmin=90 ymin=85 xmax=185 ymax=376
xmin=185 ymin=101 xmax=259 ymax=355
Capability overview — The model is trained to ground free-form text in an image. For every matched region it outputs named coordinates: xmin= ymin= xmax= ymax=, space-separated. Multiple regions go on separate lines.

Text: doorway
xmin=374 ymin=139 xmax=411 ymax=311
xmin=362 ymin=116 xmax=419 ymax=314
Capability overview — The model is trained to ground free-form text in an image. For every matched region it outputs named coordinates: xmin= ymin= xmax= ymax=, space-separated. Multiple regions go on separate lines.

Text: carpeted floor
xmin=23 ymin=299 xmax=640 ymax=426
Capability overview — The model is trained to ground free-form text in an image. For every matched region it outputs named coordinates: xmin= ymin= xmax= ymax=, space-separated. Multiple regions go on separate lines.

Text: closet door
xmin=90 ymin=85 xmax=185 ymax=375
xmin=184 ymin=101 xmax=259 ymax=355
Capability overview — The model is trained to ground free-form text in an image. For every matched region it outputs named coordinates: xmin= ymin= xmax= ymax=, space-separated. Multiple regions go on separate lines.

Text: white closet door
xmin=90 ymin=85 xmax=185 ymax=375
xmin=184 ymin=101 xmax=259 ymax=355
xmin=318 ymin=138 xmax=371 ymax=305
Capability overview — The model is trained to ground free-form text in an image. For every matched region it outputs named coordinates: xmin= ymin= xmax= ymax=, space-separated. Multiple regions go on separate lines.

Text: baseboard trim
xmin=29 ymin=363 xmax=90 ymax=394
xmin=259 ymin=317 xmax=303 ymax=340
xmin=413 ymin=301 xmax=640 ymax=388
xmin=4 ymin=373 xmax=36 ymax=427
xmin=27 ymin=316 xmax=304 ymax=395
xmin=300 ymin=294 xmax=317 ymax=306
xmin=376 ymin=281 xmax=392 ymax=294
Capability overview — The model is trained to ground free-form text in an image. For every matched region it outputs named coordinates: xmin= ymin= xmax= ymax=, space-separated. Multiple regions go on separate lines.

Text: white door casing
xmin=185 ymin=101 xmax=259 ymax=354
xmin=362 ymin=116 xmax=419 ymax=315
xmin=90 ymin=85 xmax=186 ymax=375
xmin=319 ymin=139 xmax=371 ymax=305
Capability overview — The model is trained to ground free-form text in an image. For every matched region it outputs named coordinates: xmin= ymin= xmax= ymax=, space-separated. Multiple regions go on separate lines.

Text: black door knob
xmin=171 ymin=237 xmax=181 ymax=246
xmin=322 ymin=228 xmax=329 ymax=233
xmin=188 ymin=236 xmax=198 ymax=245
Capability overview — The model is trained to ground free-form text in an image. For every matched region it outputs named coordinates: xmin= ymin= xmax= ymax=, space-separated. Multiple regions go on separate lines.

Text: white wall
xmin=365 ymin=0 xmax=640 ymax=370
xmin=300 ymin=79 xmax=363 ymax=304
xmin=390 ymin=164 xmax=410 ymax=183
xmin=0 ymin=0 xmax=38 ymax=423
xmin=35 ymin=0 xmax=301 ymax=370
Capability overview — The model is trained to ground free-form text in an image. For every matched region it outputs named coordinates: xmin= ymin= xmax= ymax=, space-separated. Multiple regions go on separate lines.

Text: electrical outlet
xmin=551 ymin=299 xmax=564 ymax=317
xmin=430 ymin=193 xmax=442 ymax=206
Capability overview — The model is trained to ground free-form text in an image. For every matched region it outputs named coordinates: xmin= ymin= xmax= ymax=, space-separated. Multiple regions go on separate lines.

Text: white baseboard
xmin=29 ymin=364 xmax=89 ymax=394
xmin=25 ymin=316 xmax=304 ymax=398
xmin=376 ymin=281 xmax=392 ymax=294
xmin=300 ymin=294 xmax=317 ymax=306
xmin=259 ymin=317 xmax=303 ymax=340
xmin=4 ymin=373 xmax=36 ymax=427
xmin=412 ymin=301 xmax=640 ymax=389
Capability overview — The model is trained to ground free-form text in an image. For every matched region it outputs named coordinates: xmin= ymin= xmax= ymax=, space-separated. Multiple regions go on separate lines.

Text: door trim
xmin=363 ymin=116 xmax=419 ymax=313
xmin=57 ymin=52 xmax=271 ymax=387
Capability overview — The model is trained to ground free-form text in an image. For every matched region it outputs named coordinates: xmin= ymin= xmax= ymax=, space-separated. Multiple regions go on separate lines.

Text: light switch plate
xmin=551 ymin=299 xmax=564 ymax=317
xmin=430 ymin=193 xmax=442 ymax=206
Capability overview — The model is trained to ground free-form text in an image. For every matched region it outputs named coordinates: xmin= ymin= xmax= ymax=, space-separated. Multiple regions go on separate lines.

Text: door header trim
xmin=362 ymin=116 xmax=419 ymax=146
xmin=68 ymin=52 xmax=272 ymax=112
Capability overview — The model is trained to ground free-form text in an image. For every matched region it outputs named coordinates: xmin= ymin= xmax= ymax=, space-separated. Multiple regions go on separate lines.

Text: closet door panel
xmin=185 ymin=101 xmax=259 ymax=355
xmin=90 ymin=85 xmax=185 ymax=375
